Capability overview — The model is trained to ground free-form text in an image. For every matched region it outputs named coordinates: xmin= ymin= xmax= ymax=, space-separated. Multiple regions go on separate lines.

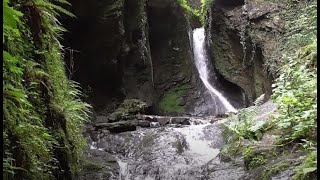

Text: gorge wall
xmin=205 ymin=0 xmax=284 ymax=104
xmin=62 ymin=0 xmax=245 ymax=116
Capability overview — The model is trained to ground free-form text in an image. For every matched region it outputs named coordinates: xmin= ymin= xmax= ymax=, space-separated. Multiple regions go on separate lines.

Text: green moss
xmin=292 ymin=151 xmax=317 ymax=180
xmin=177 ymin=0 xmax=200 ymax=17
xmin=243 ymin=146 xmax=272 ymax=170
xmin=261 ymin=161 xmax=290 ymax=180
xmin=200 ymin=0 xmax=214 ymax=25
xmin=159 ymin=85 xmax=188 ymax=113
xmin=81 ymin=160 xmax=104 ymax=171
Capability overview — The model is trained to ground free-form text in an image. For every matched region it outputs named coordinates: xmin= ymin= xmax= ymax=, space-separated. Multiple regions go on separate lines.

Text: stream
xmin=88 ymin=117 xmax=247 ymax=180
xmin=83 ymin=28 xmax=247 ymax=179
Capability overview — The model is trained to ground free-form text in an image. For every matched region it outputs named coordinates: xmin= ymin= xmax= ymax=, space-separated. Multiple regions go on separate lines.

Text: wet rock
xmin=96 ymin=116 xmax=109 ymax=123
xmin=86 ymin=115 xmax=255 ymax=179
xmin=210 ymin=118 xmax=221 ymax=123
xmin=173 ymin=136 xmax=188 ymax=154
xmin=158 ymin=117 xmax=171 ymax=126
xmin=215 ymin=113 xmax=230 ymax=118
xmin=97 ymin=99 xmax=148 ymax=124
xmin=138 ymin=120 xmax=151 ymax=128
xmin=203 ymin=159 xmax=247 ymax=179
xmin=94 ymin=121 xmax=138 ymax=133
xmin=170 ymin=117 xmax=188 ymax=124
xmin=181 ymin=119 xmax=191 ymax=125
xmin=271 ymin=169 xmax=295 ymax=180
xmin=101 ymin=129 xmax=110 ymax=135
xmin=89 ymin=131 xmax=101 ymax=142
xmin=117 ymin=99 xmax=148 ymax=114
xmin=144 ymin=115 xmax=159 ymax=122
xmin=78 ymin=149 xmax=119 ymax=180
xmin=219 ymin=153 xmax=232 ymax=162
xmin=93 ymin=118 xmax=151 ymax=133
xmin=150 ymin=122 xmax=161 ymax=128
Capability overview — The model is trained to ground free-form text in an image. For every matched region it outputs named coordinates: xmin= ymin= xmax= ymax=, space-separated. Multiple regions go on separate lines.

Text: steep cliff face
xmin=148 ymin=0 xmax=202 ymax=115
xmin=62 ymin=0 xmax=155 ymax=112
xmin=62 ymin=0 xmax=224 ymax=116
xmin=62 ymin=0 xmax=128 ymax=111
xmin=205 ymin=0 xmax=284 ymax=104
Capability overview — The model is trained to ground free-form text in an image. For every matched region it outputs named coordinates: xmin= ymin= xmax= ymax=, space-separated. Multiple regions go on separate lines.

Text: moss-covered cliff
xmin=3 ymin=0 xmax=89 ymax=179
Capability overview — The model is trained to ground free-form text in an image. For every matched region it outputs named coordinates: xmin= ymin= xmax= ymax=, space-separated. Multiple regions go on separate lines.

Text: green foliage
xmin=271 ymin=0 xmax=317 ymax=143
xmin=3 ymin=0 xmax=90 ymax=179
xmin=272 ymin=41 xmax=317 ymax=142
xmin=261 ymin=161 xmax=290 ymax=180
xmin=242 ymin=146 xmax=268 ymax=170
xmin=292 ymin=151 xmax=317 ymax=180
xmin=159 ymin=85 xmax=188 ymax=113
xmin=176 ymin=0 xmax=200 ymax=17
xmin=200 ymin=0 xmax=214 ymax=25
xmin=220 ymin=1 xmax=317 ymax=178
xmin=220 ymin=117 xmax=243 ymax=156
xmin=225 ymin=107 xmax=271 ymax=141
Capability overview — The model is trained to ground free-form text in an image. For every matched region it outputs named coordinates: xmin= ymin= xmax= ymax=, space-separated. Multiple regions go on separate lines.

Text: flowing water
xmin=88 ymin=117 xmax=247 ymax=180
xmin=84 ymin=28 xmax=247 ymax=180
xmin=192 ymin=28 xmax=237 ymax=113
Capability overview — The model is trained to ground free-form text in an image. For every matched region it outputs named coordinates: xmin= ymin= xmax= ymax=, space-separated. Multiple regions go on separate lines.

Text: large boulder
xmin=96 ymin=99 xmax=148 ymax=123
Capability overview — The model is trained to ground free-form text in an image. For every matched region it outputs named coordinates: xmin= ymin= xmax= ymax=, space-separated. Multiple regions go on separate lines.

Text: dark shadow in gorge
xmin=60 ymin=0 xmax=128 ymax=113
xmin=215 ymin=0 xmax=245 ymax=8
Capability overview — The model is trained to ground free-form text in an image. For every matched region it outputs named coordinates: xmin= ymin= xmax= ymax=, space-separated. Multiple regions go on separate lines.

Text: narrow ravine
xmin=85 ymin=27 xmax=247 ymax=180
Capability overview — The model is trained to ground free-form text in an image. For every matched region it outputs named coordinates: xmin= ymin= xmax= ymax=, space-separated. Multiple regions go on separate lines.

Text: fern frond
xmin=34 ymin=0 xmax=76 ymax=18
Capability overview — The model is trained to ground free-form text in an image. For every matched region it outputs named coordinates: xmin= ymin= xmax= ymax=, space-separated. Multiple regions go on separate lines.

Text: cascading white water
xmin=192 ymin=28 xmax=237 ymax=113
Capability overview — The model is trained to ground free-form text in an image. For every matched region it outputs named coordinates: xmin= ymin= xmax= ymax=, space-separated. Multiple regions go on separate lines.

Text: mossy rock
xmin=261 ymin=160 xmax=291 ymax=180
xmin=117 ymin=99 xmax=148 ymax=114
xmin=292 ymin=151 xmax=317 ymax=180
xmin=159 ymin=85 xmax=189 ymax=113
xmin=244 ymin=151 xmax=304 ymax=179
xmin=242 ymin=145 xmax=278 ymax=170
xmin=82 ymin=160 xmax=104 ymax=172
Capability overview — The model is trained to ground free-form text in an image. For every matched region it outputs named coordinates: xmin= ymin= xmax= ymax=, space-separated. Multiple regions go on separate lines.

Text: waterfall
xmin=192 ymin=28 xmax=237 ymax=113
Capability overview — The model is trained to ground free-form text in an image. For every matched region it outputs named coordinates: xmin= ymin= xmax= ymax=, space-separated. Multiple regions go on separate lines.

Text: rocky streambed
xmin=78 ymin=99 xmax=299 ymax=180
xmin=80 ymin=114 xmax=248 ymax=180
